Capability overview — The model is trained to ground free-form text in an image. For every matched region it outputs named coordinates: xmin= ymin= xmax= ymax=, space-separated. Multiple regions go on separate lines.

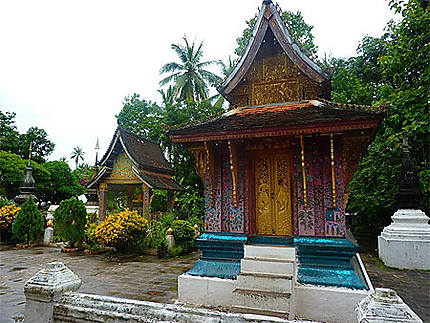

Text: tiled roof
xmin=87 ymin=127 xmax=183 ymax=191
xmin=169 ymin=100 xmax=384 ymax=142
xmin=99 ymin=128 xmax=172 ymax=174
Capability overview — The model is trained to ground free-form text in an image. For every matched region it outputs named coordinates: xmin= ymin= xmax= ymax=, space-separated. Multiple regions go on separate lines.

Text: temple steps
xmin=244 ymin=244 xmax=295 ymax=260
xmin=241 ymin=258 xmax=294 ymax=275
xmin=232 ymin=289 xmax=292 ymax=318
xmin=232 ymin=245 xmax=296 ymax=319
xmin=237 ymin=272 xmax=293 ymax=293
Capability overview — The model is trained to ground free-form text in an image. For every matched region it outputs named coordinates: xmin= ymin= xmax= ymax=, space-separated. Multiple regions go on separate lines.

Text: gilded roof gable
xmin=218 ymin=0 xmax=331 ymax=107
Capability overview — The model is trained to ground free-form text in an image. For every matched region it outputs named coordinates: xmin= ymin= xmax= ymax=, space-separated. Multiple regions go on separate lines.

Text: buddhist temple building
xmin=169 ymin=1 xmax=383 ymax=320
xmin=87 ymin=127 xmax=182 ymax=220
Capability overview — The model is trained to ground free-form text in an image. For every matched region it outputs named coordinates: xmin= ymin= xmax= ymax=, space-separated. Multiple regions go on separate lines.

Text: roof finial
xmin=263 ymin=0 xmax=272 ymax=4
xmin=95 ymin=137 xmax=100 ymax=151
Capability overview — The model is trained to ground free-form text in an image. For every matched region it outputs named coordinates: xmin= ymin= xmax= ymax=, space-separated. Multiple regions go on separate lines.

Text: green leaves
xmin=12 ymin=196 xmax=44 ymax=244
xmin=54 ymin=197 xmax=87 ymax=247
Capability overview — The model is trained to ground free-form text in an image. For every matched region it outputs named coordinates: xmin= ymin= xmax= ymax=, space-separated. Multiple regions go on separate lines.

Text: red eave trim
xmin=170 ymin=118 xmax=381 ymax=143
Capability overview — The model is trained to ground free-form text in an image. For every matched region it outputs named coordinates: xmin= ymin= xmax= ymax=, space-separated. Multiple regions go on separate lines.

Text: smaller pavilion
xmin=87 ymin=127 xmax=182 ymax=220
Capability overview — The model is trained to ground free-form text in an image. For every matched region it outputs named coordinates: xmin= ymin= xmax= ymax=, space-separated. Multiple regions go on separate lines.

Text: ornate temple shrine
xmin=87 ymin=127 xmax=182 ymax=220
xmin=169 ymin=1 xmax=383 ymax=321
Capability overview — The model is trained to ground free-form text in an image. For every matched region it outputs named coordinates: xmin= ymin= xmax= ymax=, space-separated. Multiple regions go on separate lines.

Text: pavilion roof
xmin=87 ymin=127 xmax=183 ymax=190
xmin=217 ymin=0 xmax=330 ymax=100
xmin=169 ymin=100 xmax=384 ymax=143
xmin=99 ymin=127 xmax=172 ymax=174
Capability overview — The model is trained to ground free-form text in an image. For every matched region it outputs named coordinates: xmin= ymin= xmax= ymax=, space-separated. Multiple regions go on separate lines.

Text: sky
xmin=0 ymin=0 xmax=397 ymax=167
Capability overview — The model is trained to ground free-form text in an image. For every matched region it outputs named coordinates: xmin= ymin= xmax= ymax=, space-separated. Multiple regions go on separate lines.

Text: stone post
xmin=97 ymin=182 xmax=108 ymax=222
xmin=24 ymin=262 xmax=81 ymax=323
xmin=356 ymin=288 xmax=422 ymax=322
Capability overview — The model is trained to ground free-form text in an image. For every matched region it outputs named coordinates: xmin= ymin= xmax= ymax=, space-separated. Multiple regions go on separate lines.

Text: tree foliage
xmin=41 ymin=161 xmax=85 ymax=203
xmin=159 ymin=36 xmax=222 ymax=102
xmin=347 ymin=0 xmax=429 ymax=229
xmin=54 ymin=197 xmax=87 ymax=247
xmin=12 ymin=196 xmax=44 ymax=244
xmin=0 ymin=111 xmax=55 ymax=163
xmin=0 ymin=151 xmax=50 ymax=200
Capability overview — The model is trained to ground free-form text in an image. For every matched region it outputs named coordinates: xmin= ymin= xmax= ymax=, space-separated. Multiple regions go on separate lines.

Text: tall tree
xmin=19 ymin=127 xmax=55 ymax=164
xmin=71 ymin=146 xmax=85 ymax=170
xmin=0 ymin=111 xmax=20 ymax=153
xmin=235 ymin=11 xmax=318 ymax=59
xmin=0 ymin=111 xmax=55 ymax=163
xmin=159 ymin=36 xmax=222 ymax=103
xmin=347 ymin=0 xmax=430 ymax=229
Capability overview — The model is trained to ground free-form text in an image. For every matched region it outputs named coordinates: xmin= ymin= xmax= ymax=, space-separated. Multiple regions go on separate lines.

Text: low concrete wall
xmin=295 ymin=284 xmax=369 ymax=323
xmin=54 ymin=292 xmax=303 ymax=323
xmin=178 ymin=273 xmax=235 ymax=307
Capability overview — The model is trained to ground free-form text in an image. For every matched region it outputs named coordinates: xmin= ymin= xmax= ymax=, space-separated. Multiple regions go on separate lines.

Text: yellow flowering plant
xmin=0 ymin=204 xmax=21 ymax=240
xmin=94 ymin=208 xmax=148 ymax=251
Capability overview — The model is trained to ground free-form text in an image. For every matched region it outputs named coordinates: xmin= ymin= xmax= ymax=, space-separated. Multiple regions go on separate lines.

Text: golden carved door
xmin=255 ymin=154 xmax=292 ymax=236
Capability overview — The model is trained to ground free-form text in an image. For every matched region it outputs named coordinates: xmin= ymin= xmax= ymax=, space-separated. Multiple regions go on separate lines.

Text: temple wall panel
xmin=293 ymin=136 xmax=345 ymax=237
xmin=204 ymin=143 xmax=248 ymax=233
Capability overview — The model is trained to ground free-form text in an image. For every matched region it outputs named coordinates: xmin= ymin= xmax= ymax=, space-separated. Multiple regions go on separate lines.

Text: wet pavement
xmin=0 ymin=245 xmax=200 ymax=323
xmin=1 ymin=245 xmax=429 ymax=322
xmin=361 ymin=252 xmax=430 ymax=322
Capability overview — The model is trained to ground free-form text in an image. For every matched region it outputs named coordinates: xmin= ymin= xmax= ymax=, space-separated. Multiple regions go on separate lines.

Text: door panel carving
xmin=255 ymin=154 xmax=292 ymax=236
xmin=255 ymin=157 xmax=272 ymax=235
xmin=274 ymin=155 xmax=292 ymax=235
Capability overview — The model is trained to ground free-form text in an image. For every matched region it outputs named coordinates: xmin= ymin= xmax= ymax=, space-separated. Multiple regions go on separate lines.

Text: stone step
xmin=236 ymin=272 xmax=293 ymax=293
xmin=231 ymin=305 xmax=290 ymax=319
xmin=232 ymin=288 xmax=291 ymax=314
xmin=244 ymin=245 xmax=296 ymax=261
xmin=241 ymin=258 xmax=294 ymax=275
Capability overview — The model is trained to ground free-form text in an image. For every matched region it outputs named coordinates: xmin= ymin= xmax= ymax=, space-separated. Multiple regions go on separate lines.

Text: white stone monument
xmin=378 ymin=138 xmax=430 ymax=270
xmin=356 ymin=288 xmax=422 ymax=323
xmin=24 ymin=262 xmax=81 ymax=323
xmin=378 ymin=209 xmax=430 ymax=270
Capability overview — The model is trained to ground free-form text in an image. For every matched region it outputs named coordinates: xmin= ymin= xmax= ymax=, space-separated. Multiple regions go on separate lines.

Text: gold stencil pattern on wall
xmin=253 ymin=81 xmax=299 ymax=106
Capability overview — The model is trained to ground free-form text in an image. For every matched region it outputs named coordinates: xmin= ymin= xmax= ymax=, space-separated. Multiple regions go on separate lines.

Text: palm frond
xmin=159 ymin=72 xmax=181 ymax=86
xmin=159 ymin=62 xmax=183 ymax=74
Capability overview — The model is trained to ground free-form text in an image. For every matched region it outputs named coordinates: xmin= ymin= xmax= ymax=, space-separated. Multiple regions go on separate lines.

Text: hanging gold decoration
xmin=300 ymin=135 xmax=307 ymax=207
xmin=330 ymin=133 xmax=337 ymax=208
xmin=228 ymin=140 xmax=238 ymax=207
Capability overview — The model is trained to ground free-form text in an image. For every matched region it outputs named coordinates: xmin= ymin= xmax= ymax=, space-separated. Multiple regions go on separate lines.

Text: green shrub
xmin=12 ymin=196 xmax=44 ymax=244
xmin=0 ymin=196 xmax=13 ymax=208
xmin=171 ymin=220 xmax=195 ymax=244
xmin=94 ymin=209 xmax=148 ymax=252
xmin=168 ymin=240 xmax=194 ymax=257
xmin=54 ymin=197 xmax=87 ymax=247
xmin=0 ymin=204 xmax=21 ymax=241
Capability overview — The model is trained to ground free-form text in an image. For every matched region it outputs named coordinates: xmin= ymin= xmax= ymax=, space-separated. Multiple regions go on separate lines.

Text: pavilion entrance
xmin=255 ymin=153 xmax=292 ymax=236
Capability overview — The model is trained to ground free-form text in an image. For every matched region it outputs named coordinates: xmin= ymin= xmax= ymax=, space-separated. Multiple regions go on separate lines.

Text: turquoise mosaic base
xmin=293 ymin=236 xmax=368 ymax=290
xmin=187 ymin=259 xmax=241 ymax=279
xmin=187 ymin=233 xmax=247 ymax=279
xmin=248 ymin=235 xmax=293 ymax=245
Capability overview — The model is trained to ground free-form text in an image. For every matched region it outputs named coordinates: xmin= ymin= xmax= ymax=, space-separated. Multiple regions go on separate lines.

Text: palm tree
xmin=219 ymin=56 xmax=237 ymax=77
xmin=159 ymin=36 xmax=222 ymax=103
xmin=71 ymin=146 xmax=85 ymax=170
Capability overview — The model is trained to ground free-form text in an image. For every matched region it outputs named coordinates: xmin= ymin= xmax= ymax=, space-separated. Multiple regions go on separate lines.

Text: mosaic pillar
xmin=142 ymin=184 xmax=151 ymax=216
xmin=98 ymin=182 xmax=108 ymax=222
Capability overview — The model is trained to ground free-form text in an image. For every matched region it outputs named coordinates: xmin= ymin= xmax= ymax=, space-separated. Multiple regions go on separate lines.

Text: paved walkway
xmin=360 ymin=252 xmax=430 ymax=322
xmin=1 ymin=245 xmax=428 ymax=322
xmin=0 ymin=245 xmax=199 ymax=323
